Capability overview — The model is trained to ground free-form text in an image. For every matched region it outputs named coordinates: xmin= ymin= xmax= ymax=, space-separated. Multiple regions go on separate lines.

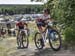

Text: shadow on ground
xmin=34 ymin=48 xmax=56 ymax=56
xmin=20 ymin=47 xmax=75 ymax=56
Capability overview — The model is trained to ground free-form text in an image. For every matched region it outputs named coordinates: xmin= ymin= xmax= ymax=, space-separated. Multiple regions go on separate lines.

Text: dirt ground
xmin=0 ymin=37 xmax=75 ymax=56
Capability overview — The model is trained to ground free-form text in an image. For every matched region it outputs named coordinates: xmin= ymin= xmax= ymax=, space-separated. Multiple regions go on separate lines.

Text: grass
xmin=0 ymin=46 xmax=8 ymax=56
xmin=28 ymin=22 xmax=38 ymax=42
xmin=0 ymin=35 xmax=17 ymax=56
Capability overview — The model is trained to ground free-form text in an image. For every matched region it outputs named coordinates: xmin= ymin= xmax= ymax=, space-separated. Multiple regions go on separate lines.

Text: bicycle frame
xmin=41 ymin=22 xmax=53 ymax=42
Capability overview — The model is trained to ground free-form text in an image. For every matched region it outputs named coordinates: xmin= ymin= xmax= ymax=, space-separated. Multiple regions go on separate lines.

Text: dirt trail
xmin=0 ymin=37 xmax=75 ymax=56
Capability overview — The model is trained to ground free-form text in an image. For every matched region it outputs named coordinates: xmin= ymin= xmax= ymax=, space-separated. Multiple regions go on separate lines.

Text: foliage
xmin=64 ymin=27 xmax=75 ymax=45
xmin=45 ymin=0 xmax=75 ymax=45
xmin=0 ymin=5 xmax=43 ymax=15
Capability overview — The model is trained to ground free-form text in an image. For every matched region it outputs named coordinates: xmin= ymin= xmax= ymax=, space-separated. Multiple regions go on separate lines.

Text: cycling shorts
xmin=37 ymin=21 xmax=46 ymax=27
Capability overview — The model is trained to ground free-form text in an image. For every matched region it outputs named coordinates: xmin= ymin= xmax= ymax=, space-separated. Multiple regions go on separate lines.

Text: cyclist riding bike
xmin=36 ymin=8 xmax=53 ymax=46
xmin=35 ymin=9 xmax=62 ymax=51
xmin=16 ymin=19 xmax=29 ymax=36
xmin=16 ymin=17 xmax=29 ymax=48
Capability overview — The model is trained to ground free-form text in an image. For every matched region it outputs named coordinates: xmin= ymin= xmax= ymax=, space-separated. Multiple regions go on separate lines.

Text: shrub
xmin=64 ymin=27 xmax=75 ymax=45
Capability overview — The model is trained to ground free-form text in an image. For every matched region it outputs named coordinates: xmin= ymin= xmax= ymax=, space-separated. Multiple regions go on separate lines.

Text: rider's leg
xmin=24 ymin=30 xmax=28 ymax=36
xmin=41 ymin=24 xmax=48 ymax=42
xmin=38 ymin=26 xmax=43 ymax=38
xmin=24 ymin=24 xmax=29 ymax=36
xmin=40 ymin=24 xmax=48 ymax=44
xmin=38 ymin=26 xmax=45 ymax=46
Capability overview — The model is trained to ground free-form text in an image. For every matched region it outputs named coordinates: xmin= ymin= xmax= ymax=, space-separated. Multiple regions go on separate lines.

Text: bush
xmin=64 ymin=27 xmax=75 ymax=45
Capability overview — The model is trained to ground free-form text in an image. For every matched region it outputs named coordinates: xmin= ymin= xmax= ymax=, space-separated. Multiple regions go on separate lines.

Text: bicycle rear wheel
xmin=48 ymin=30 xmax=62 ymax=51
xmin=34 ymin=32 xmax=44 ymax=49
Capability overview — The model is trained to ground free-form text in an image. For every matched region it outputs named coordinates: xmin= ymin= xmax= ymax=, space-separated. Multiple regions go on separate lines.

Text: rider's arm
xmin=15 ymin=25 xmax=19 ymax=30
xmin=43 ymin=18 xmax=50 ymax=21
xmin=15 ymin=23 xmax=19 ymax=30
xmin=43 ymin=15 xmax=51 ymax=21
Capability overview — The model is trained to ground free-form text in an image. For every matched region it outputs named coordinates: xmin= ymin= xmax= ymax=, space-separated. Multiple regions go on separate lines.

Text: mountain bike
xmin=17 ymin=29 xmax=29 ymax=48
xmin=34 ymin=21 xmax=62 ymax=51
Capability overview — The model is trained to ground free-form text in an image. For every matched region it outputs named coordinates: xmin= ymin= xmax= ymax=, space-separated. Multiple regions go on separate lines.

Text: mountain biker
xmin=16 ymin=17 xmax=29 ymax=37
xmin=36 ymin=8 xmax=53 ymax=46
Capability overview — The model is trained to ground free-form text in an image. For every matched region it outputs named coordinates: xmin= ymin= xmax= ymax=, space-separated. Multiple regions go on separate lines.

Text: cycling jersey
xmin=16 ymin=22 xmax=27 ymax=29
xmin=36 ymin=14 xmax=51 ymax=27
xmin=40 ymin=14 xmax=51 ymax=20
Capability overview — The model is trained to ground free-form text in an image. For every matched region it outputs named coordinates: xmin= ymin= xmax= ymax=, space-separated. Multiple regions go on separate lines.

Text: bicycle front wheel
xmin=17 ymin=36 xmax=21 ymax=47
xmin=22 ymin=33 xmax=29 ymax=48
xmin=48 ymin=30 xmax=62 ymax=51
xmin=34 ymin=32 xmax=44 ymax=49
